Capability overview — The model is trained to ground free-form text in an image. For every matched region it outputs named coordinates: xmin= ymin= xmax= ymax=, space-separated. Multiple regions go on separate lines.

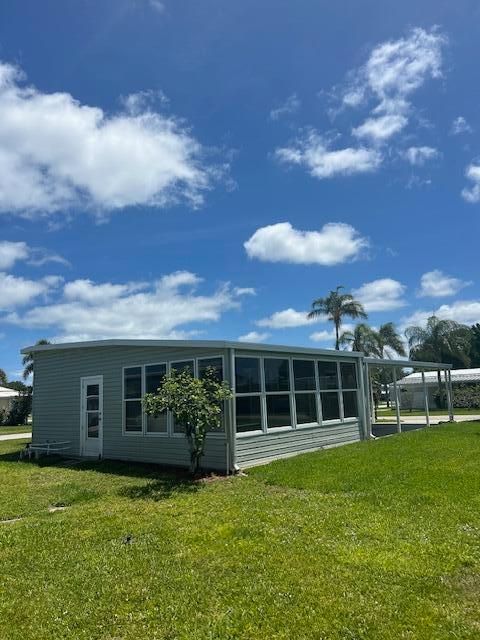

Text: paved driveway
xmin=0 ymin=432 xmax=31 ymax=441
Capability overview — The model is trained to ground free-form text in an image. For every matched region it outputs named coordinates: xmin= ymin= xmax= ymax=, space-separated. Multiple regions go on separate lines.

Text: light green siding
xmin=33 ymin=345 xmax=230 ymax=471
xmin=236 ymin=421 xmax=361 ymax=468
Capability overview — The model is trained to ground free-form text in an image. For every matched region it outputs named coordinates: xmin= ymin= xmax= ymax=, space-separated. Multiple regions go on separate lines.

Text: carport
xmin=363 ymin=358 xmax=454 ymax=437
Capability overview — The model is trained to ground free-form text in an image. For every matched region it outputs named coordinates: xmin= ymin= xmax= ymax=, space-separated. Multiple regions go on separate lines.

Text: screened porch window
xmin=235 ymin=357 xmax=262 ymax=433
xmin=340 ymin=362 xmax=359 ymax=419
xmin=145 ymin=363 xmax=167 ymax=433
xmin=293 ymin=359 xmax=318 ymax=425
xmin=318 ymin=361 xmax=341 ymax=421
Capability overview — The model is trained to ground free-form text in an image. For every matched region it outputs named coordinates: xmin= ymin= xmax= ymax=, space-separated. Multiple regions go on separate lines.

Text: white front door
xmin=80 ymin=376 xmax=103 ymax=457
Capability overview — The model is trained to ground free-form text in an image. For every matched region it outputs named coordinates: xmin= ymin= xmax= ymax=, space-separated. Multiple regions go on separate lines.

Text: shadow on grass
xmin=118 ymin=476 xmax=200 ymax=502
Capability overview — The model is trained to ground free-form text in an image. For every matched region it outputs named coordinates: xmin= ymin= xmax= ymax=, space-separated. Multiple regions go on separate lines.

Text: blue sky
xmin=1 ymin=0 xmax=480 ymax=379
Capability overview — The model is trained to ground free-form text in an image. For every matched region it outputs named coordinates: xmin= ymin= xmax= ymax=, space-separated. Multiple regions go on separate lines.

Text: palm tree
xmin=22 ymin=339 xmax=51 ymax=380
xmin=405 ymin=316 xmax=471 ymax=408
xmin=374 ymin=323 xmax=406 ymax=407
xmin=0 ymin=368 xmax=7 ymax=386
xmin=308 ymin=286 xmax=367 ymax=350
xmin=339 ymin=323 xmax=378 ymax=355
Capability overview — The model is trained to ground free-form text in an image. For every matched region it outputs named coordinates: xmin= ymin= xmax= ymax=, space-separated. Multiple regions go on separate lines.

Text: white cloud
xmin=403 ymin=146 xmax=439 ymax=166
xmin=256 ymin=308 xmax=320 ymax=329
xmin=353 ymin=278 xmax=407 ymax=312
xmin=341 ymin=27 xmax=446 ymax=141
xmin=352 ymin=114 xmax=408 ymax=143
xmin=276 ymin=131 xmax=382 ymax=178
xmin=0 ymin=240 xmax=68 ymax=269
xmin=238 ymin=331 xmax=270 ymax=343
xmin=461 ymin=164 xmax=480 ymax=203
xmin=0 ymin=60 xmax=219 ymax=218
xmin=403 ymin=300 xmax=480 ymax=329
xmin=269 ymin=94 xmax=301 ymax=121
xmin=0 ymin=273 xmax=58 ymax=310
xmin=245 ymin=222 xmax=369 ymax=265
xmin=451 ymin=116 xmax=472 ymax=135
xmin=310 ymin=323 xmax=354 ymax=344
xmin=6 ymin=271 xmax=244 ymax=341
xmin=233 ymin=287 xmax=256 ymax=296
xmin=418 ymin=270 xmax=471 ymax=298
xmin=149 ymin=0 xmax=166 ymax=13
xmin=0 ymin=241 xmax=29 ymax=269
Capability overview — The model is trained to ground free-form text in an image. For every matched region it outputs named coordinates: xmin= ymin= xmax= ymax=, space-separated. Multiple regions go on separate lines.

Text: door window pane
xmin=146 ymin=412 xmax=168 ymax=433
xmin=145 ymin=363 xmax=166 ymax=394
xmin=341 ymin=363 xmax=357 ymax=389
xmin=125 ymin=400 xmax=142 ymax=431
xmin=317 ymin=361 xmax=339 ymax=390
xmin=236 ymin=396 xmax=262 ymax=433
xmin=87 ymin=397 xmax=99 ymax=411
xmin=293 ymin=360 xmax=316 ymax=391
xmin=198 ymin=357 xmax=223 ymax=381
xmin=343 ymin=391 xmax=358 ymax=418
xmin=264 ymin=358 xmax=290 ymax=392
xmin=266 ymin=394 xmax=292 ymax=429
xmin=321 ymin=392 xmax=340 ymax=421
xmin=295 ymin=394 xmax=317 ymax=424
xmin=171 ymin=360 xmax=194 ymax=375
xmin=235 ymin=357 xmax=261 ymax=394
xmin=87 ymin=412 xmax=99 ymax=438
xmin=86 ymin=384 xmax=99 ymax=396
xmin=124 ymin=367 xmax=142 ymax=399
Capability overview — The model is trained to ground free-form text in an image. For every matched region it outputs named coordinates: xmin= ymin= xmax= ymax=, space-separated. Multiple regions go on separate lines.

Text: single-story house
xmin=22 ymin=339 xmax=451 ymax=471
xmin=0 ymin=385 xmax=20 ymax=413
xmin=396 ymin=368 xmax=480 ymax=410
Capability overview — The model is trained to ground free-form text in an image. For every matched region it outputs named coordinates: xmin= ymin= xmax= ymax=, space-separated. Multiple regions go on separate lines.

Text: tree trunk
xmin=335 ymin=322 xmax=340 ymax=350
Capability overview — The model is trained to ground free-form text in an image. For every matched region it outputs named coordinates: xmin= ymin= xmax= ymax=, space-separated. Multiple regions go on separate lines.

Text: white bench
xmin=22 ymin=441 xmax=71 ymax=460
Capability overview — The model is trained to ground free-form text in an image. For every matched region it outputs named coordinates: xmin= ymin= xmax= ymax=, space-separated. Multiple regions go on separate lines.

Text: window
xmin=236 ymin=396 xmax=262 ymax=433
xmin=266 ymin=395 xmax=291 ymax=429
xmin=340 ymin=362 xmax=358 ymax=420
xmin=124 ymin=367 xmax=142 ymax=432
xmin=317 ymin=361 xmax=339 ymax=390
xmin=341 ymin=362 xmax=357 ymax=390
xmin=264 ymin=358 xmax=290 ymax=392
xmin=321 ymin=392 xmax=340 ymax=421
xmin=171 ymin=360 xmax=195 ymax=433
xmin=293 ymin=360 xmax=316 ymax=391
xmin=199 ymin=357 xmax=225 ymax=433
xmin=295 ymin=393 xmax=317 ymax=425
xmin=145 ymin=363 xmax=167 ymax=434
xmin=198 ymin=357 xmax=223 ymax=382
xmin=235 ymin=357 xmax=260 ymax=393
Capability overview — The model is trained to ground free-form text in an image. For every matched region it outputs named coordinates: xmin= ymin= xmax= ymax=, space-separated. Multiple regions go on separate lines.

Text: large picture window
xmin=340 ymin=362 xmax=358 ymax=420
xmin=124 ymin=367 xmax=142 ymax=432
xmin=236 ymin=396 xmax=262 ymax=433
xmin=235 ymin=357 xmax=261 ymax=393
xmin=293 ymin=359 xmax=318 ymax=426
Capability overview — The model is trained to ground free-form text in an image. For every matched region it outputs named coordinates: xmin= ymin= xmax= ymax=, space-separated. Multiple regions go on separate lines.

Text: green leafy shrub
xmin=0 ymin=393 xmax=32 ymax=426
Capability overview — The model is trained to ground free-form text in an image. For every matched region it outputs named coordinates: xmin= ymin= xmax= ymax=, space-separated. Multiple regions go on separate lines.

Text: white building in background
xmin=0 ymin=385 xmax=20 ymax=413
xmin=396 ymin=368 xmax=480 ymax=410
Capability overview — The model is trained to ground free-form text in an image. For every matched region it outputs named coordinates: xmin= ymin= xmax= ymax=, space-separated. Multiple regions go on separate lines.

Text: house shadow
xmin=117 ymin=476 xmax=199 ymax=502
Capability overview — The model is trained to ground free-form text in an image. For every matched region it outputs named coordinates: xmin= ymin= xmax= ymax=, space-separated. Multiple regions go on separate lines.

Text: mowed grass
xmin=1 ymin=424 xmax=480 ymax=639
xmin=0 ymin=425 xmax=32 ymax=436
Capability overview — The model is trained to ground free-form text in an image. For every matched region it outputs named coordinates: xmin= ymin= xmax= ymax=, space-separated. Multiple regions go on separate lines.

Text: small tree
xmin=143 ymin=367 xmax=233 ymax=475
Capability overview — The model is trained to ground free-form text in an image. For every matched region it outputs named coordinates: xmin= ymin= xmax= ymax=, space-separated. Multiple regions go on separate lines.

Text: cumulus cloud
xmin=269 ymin=94 xmax=301 ymax=121
xmin=403 ymin=146 xmax=439 ymax=166
xmin=244 ymin=222 xmax=369 ymax=265
xmin=0 ymin=60 xmax=219 ymax=218
xmin=451 ymin=116 xmax=472 ymax=135
xmin=5 ymin=271 xmax=244 ymax=341
xmin=256 ymin=308 xmax=321 ymax=329
xmin=461 ymin=164 xmax=480 ymax=203
xmin=0 ymin=272 xmax=60 ymax=310
xmin=341 ymin=27 xmax=446 ymax=143
xmin=403 ymin=300 xmax=480 ymax=329
xmin=238 ymin=331 xmax=270 ymax=343
xmin=353 ymin=278 xmax=407 ymax=312
xmin=310 ymin=323 xmax=354 ymax=344
xmin=0 ymin=241 xmax=29 ymax=270
xmin=418 ymin=270 xmax=471 ymax=298
xmin=275 ymin=131 xmax=381 ymax=178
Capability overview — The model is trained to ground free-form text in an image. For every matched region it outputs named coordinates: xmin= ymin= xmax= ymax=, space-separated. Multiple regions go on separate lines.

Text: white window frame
xmin=263 ymin=355 xmax=294 ymax=432
xmin=339 ymin=360 xmax=360 ymax=422
xmin=292 ymin=357 xmax=320 ymax=429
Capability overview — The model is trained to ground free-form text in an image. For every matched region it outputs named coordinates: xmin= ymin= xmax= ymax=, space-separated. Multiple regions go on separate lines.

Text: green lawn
xmin=1 ymin=423 xmax=480 ymax=639
xmin=377 ymin=407 xmax=479 ymax=416
xmin=0 ymin=425 xmax=32 ymax=436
